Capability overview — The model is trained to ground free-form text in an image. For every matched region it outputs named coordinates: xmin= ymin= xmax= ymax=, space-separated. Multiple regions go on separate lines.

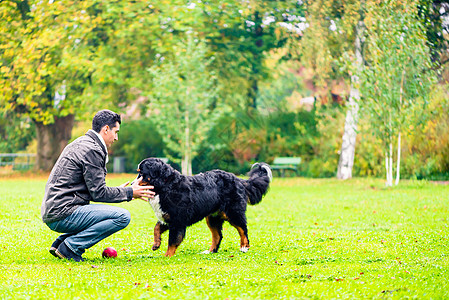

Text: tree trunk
xmin=181 ymin=109 xmax=192 ymax=176
xmin=337 ymin=17 xmax=364 ymax=179
xmin=247 ymin=79 xmax=258 ymax=110
xmin=34 ymin=114 xmax=74 ymax=172
xmin=181 ymin=147 xmax=192 ymax=176
xmin=395 ymin=132 xmax=401 ymax=185
xmin=386 ymin=143 xmax=394 ymax=187
xmin=385 ymin=151 xmax=389 ymax=186
xmin=337 ymin=81 xmax=359 ymax=179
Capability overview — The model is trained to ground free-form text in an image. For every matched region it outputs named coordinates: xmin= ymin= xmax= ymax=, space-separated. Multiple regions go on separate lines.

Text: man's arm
xmin=82 ymin=149 xmax=134 ymax=203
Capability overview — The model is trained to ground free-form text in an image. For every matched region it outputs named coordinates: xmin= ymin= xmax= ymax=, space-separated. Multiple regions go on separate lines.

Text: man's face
xmin=101 ymin=122 xmax=120 ymax=149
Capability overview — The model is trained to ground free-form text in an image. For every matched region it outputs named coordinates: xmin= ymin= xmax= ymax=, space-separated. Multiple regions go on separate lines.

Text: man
xmin=41 ymin=109 xmax=154 ymax=262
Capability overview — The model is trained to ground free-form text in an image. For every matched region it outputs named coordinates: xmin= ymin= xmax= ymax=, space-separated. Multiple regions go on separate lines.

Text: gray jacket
xmin=41 ymin=130 xmax=133 ymax=224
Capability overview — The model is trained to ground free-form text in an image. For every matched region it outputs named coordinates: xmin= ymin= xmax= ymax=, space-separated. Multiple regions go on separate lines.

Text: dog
xmin=136 ymin=157 xmax=272 ymax=257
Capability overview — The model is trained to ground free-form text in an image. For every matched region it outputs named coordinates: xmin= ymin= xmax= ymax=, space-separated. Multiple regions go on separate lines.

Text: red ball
xmin=102 ymin=247 xmax=117 ymax=258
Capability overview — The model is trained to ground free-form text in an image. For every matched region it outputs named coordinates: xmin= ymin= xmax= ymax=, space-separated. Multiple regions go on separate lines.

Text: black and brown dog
xmin=136 ymin=158 xmax=272 ymax=257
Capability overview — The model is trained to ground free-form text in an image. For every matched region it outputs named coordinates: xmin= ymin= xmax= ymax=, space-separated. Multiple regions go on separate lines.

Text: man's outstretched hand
xmin=121 ymin=177 xmax=155 ymax=201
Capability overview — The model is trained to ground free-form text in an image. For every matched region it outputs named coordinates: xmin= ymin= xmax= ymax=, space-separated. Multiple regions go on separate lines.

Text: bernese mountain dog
xmin=136 ymin=157 xmax=272 ymax=257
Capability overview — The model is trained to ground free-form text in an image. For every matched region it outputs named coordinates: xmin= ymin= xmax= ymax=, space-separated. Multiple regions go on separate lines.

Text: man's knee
xmin=114 ymin=208 xmax=131 ymax=229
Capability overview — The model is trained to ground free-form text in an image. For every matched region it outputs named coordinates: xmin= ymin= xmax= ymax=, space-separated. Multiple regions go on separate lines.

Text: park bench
xmin=271 ymin=157 xmax=302 ymax=177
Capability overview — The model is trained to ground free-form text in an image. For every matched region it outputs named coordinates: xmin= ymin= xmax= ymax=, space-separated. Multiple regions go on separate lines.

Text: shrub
xmin=0 ymin=113 xmax=35 ymax=153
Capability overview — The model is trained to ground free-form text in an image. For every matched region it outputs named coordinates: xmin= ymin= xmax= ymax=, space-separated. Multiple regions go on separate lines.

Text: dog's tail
xmin=245 ymin=162 xmax=272 ymax=205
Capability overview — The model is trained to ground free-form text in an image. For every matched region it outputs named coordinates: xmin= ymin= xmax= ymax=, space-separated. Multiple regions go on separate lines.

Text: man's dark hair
xmin=92 ymin=110 xmax=121 ymax=133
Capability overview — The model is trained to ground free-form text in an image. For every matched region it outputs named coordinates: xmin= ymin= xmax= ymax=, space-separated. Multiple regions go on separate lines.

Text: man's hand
xmin=130 ymin=177 xmax=155 ymax=201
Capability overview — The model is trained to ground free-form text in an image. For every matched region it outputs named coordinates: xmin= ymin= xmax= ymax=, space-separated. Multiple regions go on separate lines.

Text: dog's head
xmin=136 ymin=158 xmax=177 ymax=188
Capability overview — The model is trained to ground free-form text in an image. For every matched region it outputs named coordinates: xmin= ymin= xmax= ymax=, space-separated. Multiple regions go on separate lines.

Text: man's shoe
xmin=55 ymin=242 xmax=84 ymax=262
xmin=49 ymin=237 xmax=64 ymax=258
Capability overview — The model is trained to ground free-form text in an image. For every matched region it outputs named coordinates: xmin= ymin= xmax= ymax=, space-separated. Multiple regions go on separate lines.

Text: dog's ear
xmin=143 ymin=160 xmax=158 ymax=181
xmin=160 ymin=160 xmax=174 ymax=178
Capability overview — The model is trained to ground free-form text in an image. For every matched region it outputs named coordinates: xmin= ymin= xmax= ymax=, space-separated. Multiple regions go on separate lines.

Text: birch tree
xmin=360 ymin=0 xmax=436 ymax=186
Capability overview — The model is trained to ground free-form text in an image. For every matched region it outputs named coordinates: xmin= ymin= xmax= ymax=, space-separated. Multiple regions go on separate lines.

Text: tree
xmin=147 ymin=35 xmax=227 ymax=175
xmin=360 ymin=0 xmax=436 ymax=186
xmin=0 ymin=0 xmax=98 ymax=170
xmin=337 ymin=1 xmax=366 ymax=180
xmin=298 ymin=0 xmax=367 ymax=179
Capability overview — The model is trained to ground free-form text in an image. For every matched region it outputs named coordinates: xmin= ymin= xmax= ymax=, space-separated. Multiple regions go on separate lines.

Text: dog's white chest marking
xmin=149 ymin=195 xmax=168 ymax=225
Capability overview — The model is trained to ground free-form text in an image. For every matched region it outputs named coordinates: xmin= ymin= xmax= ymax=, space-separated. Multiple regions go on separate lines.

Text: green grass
xmin=1 ymin=176 xmax=449 ymax=299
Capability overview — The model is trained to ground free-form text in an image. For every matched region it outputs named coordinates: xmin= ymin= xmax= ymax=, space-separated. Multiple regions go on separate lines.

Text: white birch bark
xmin=337 ymin=79 xmax=359 ymax=179
xmin=337 ymin=19 xmax=364 ymax=179
xmin=386 ymin=143 xmax=394 ymax=187
xmin=395 ymin=133 xmax=401 ymax=185
xmin=389 ymin=145 xmax=392 ymax=186
xmin=385 ymin=152 xmax=389 ymax=186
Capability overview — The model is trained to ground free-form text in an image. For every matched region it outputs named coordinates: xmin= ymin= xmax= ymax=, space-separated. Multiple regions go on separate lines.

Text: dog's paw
xmin=201 ymin=250 xmax=211 ymax=254
xmin=152 ymin=244 xmax=160 ymax=251
xmin=240 ymin=247 xmax=249 ymax=253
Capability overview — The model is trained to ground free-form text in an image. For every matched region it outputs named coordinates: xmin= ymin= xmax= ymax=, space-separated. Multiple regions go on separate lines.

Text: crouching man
xmin=41 ymin=109 xmax=154 ymax=262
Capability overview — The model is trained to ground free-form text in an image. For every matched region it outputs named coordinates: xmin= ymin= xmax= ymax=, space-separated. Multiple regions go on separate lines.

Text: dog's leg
xmin=231 ymin=223 xmax=250 ymax=253
xmin=227 ymin=213 xmax=250 ymax=252
xmin=152 ymin=221 xmax=169 ymax=251
xmin=165 ymin=225 xmax=186 ymax=257
xmin=204 ymin=215 xmax=224 ymax=254
xmin=231 ymin=223 xmax=249 ymax=252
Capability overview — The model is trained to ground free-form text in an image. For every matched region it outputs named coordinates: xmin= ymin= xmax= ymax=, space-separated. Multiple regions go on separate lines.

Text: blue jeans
xmin=46 ymin=204 xmax=131 ymax=256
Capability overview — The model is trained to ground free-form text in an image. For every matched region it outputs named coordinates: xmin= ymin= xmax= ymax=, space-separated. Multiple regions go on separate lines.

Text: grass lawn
xmin=0 ymin=175 xmax=448 ymax=299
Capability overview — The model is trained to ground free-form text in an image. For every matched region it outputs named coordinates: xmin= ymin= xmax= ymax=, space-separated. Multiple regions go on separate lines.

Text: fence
xmin=0 ymin=153 xmax=36 ymax=170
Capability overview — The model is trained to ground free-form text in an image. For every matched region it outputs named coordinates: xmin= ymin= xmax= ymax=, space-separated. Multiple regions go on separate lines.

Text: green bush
xmin=193 ymin=110 xmax=260 ymax=175
xmin=0 ymin=112 xmax=35 ymax=153
xmin=352 ymin=120 xmax=385 ymax=178
xmin=399 ymin=87 xmax=449 ymax=180
xmin=194 ymin=108 xmax=322 ymax=175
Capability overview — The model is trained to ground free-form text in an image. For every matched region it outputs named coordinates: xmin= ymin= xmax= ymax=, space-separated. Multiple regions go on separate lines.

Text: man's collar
xmin=87 ymin=129 xmax=109 ymax=163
